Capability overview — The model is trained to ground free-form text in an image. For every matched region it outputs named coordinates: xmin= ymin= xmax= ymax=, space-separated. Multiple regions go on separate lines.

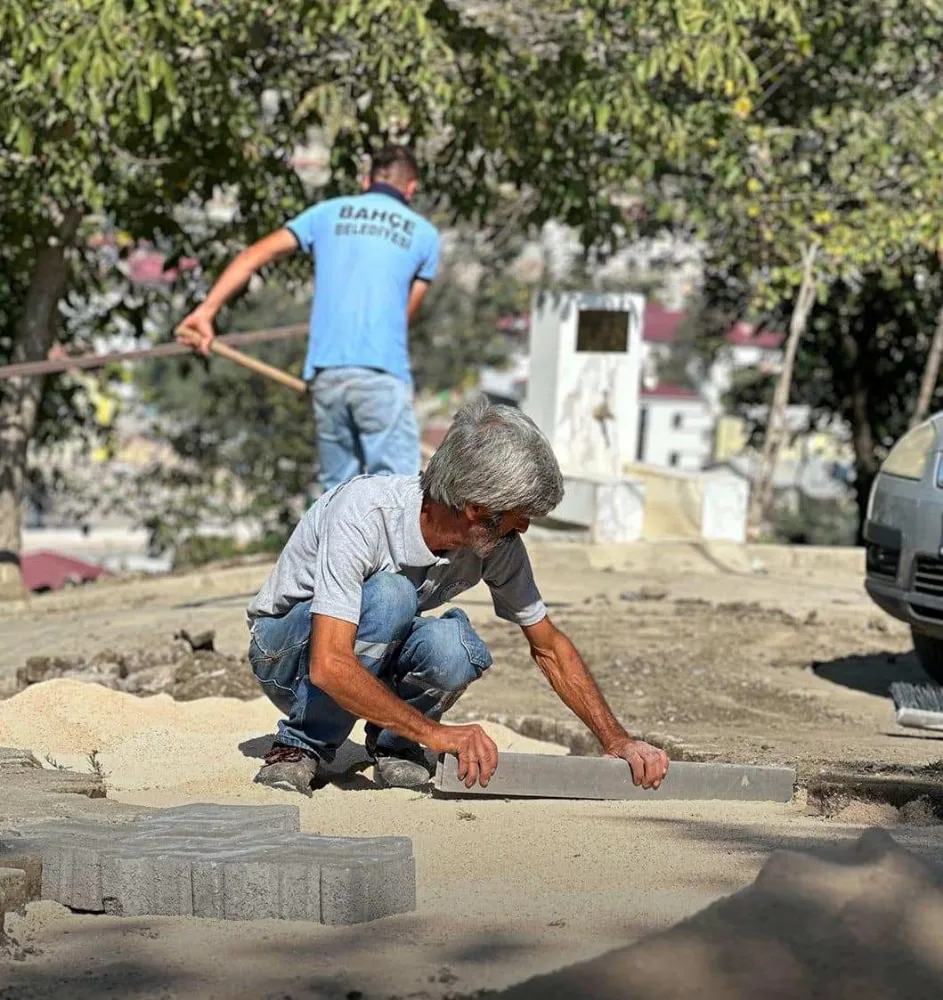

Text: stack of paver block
xmin=0 ymin=803 xmax=415 ymax=925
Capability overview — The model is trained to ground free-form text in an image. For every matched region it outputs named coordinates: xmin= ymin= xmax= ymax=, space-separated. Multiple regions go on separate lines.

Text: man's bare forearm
xmin=533 ymin=633 xmax=627 ymax=748
xmin=201 ymin=251 xmax=262 ymax=316
xmin=406 ymin=280 xmax=429 ymax=325
xmin=198 ymin=230 xmax=299 ymax=318
xmin=312 ymin=651 xmax=442 ymax=747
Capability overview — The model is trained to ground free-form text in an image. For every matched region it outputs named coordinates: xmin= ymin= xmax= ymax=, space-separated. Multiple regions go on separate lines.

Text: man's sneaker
xmin=373 ymin=744 xmax=435 ymax=790
xmin=254 ymin=741 xmax=321 ymax=797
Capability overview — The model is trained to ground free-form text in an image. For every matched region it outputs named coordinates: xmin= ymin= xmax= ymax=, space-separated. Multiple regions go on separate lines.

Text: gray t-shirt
xmin=246 ymin=475 xmax=547 ymax=628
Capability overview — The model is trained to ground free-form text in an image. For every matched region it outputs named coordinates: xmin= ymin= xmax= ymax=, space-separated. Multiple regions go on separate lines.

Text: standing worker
xmin=177 ymin=144 xmax=440 ymax=491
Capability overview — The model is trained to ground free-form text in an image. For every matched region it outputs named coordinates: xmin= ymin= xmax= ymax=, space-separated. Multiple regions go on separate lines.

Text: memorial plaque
xmin=575 ymin=309 xmax=630 ymax=353
xmin=524 ymin=291 xmax=644 ymax=479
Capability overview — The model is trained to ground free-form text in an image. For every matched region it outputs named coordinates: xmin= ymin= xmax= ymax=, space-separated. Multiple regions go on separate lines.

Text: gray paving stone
xmin=0 ymin=866 xmax=31 ymax=926
xmin=434 ymin=752 xmax=796 ymax=802
xmin=0 ymin=803 xmax=415 ymax=924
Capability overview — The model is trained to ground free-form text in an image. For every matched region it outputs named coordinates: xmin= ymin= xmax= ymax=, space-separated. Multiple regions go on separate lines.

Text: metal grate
xmin=913 ymin=556 xmax=943 ymax=597
xmin=866 ymin=544 xmax=900 ymax=582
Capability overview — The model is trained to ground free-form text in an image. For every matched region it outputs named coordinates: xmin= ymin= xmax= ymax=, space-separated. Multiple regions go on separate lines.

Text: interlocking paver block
xmin=0 ymin=803 xmax=414 ymax=924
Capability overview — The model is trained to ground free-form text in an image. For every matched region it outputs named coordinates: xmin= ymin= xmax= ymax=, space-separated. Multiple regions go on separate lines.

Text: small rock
xmin=620 ymin=587 xmax=668 ymax=602
xmin=176 ymin=628 xmax=216 ymax=652
xmin=899 ymin=796 xmax=938 ymax=826
xmin=121 ymin=664 xmax=177 ymax=697
xmin=0 ymin=748 xmax=42 ymax=771
xmin=15 ymin=656 xmax=125 ymax=693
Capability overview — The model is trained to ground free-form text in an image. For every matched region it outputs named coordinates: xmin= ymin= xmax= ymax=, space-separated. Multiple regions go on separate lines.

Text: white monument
xmin=522 ymin=289 xmax=750 ymax=545
xmin=523 ymin=291 xmax=647 ymax=541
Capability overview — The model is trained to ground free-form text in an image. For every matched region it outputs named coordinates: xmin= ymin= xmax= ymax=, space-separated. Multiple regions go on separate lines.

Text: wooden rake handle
xmin=176 ymin=324 xmax=436 ymax=461
xmin=176 ymin=325 xmax=307 ymax=394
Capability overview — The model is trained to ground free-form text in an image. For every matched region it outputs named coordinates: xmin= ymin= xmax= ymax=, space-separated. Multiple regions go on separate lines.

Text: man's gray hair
xmin=422 ymin=397 xmax=564 ymax=517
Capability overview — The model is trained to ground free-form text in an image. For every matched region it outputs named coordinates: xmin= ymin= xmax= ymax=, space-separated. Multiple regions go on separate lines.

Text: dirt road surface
xmin=2 ymin=540 xmax=943 ymax=999
xmin=0 ymin=540 xmax=928 ymax=780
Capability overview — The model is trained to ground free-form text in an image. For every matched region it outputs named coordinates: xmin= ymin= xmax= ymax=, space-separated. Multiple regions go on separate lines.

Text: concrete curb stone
xmin=0 ymin=867 xmax=31 ymax=931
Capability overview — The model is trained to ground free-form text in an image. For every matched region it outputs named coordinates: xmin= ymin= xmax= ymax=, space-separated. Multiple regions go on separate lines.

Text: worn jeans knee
xmin=397 ymin=608 xmax=492 ymax=692
xmin=246 ymin=573 xmax=421 ymax=757
xmin=247 ymin=598 xmax=313 ymax=714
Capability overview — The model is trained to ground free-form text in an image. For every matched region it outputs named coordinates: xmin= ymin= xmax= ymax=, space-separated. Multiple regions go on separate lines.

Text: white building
xmin=638 ymin=305 xmax=784 ymax=407
xmin=480 ymin=302 xmax=785 ymax=473
xmin=636 ymin=384 xmax=714 ymax=470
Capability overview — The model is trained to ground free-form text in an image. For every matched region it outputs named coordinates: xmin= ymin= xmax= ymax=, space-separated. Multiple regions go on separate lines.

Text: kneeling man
xmin=246 ymin=397 xmax=669 ymax=793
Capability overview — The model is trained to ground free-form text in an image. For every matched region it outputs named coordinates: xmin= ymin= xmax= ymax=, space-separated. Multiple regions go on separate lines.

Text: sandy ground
xmin=0 ymin=541 xmax=931 ymax=779
xmin=4 ymin=680 xmax=943 ymax=1000
xmin=2 ymin=541 xmax=943 ymax=998
xmin=491 ymin=828 xmax=943 ymax=1000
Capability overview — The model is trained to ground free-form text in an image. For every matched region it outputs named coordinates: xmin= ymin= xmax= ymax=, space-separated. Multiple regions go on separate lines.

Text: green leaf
xmin=596 ymin=104 xmax=610 ymax=133
xmin=136 ymin=79 xmax=152 ymax=123
xmin=154 ymin=113 xmax=171 ymax=144
xmin=695 ymin=46 xmax=714 ymax=87
xmin=14 ymin=121 xmax=34 ymax=157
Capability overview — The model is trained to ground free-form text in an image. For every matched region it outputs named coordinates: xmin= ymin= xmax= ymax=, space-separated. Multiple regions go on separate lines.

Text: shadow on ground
xmin=7 ymin=817 xmax=943 ymax=999
xmin=480 ymin=824 xmax=943 ymax=1000
xmin=812 ymin=648 xmax=928 ymax=698
xmin=0 ymin=916 xmax=542 ymax=1000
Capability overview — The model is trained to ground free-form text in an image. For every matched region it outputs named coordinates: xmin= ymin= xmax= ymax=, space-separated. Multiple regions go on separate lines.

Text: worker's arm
xmin=407 ymin=279 xmax=431 ymax=325
xmin=176 ymin=228 xmax=299 ymax=355
xmin=521 ymin=616 xmax=669 ymax=789
xmin=310 ymin=614 xmax=499 ymax=788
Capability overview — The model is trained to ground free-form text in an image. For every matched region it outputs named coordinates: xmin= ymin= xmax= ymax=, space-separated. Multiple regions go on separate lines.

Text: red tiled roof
xmin=641 ymin=303 xmax=687 ymax=343
xmin=725 ymin=320 xmax=785 ymax=349
xmin=639 ymin=383 xmax=702 ymax=401
xmin=20 ymin=552 xmax=105 ymax=592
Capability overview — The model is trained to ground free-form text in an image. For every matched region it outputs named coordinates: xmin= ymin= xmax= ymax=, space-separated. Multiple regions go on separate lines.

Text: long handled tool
xmin=175 ymin=324 xmax=436 ymax=460
xmin=175 ymin=325 xmax=308 ymax=394
xmin=0 ymin=324 xmax=309 ymax=381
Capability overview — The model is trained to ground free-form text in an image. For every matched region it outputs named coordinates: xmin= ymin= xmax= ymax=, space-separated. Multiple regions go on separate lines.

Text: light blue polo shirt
xmin=286 ymin=185 xmax=440 ymax=384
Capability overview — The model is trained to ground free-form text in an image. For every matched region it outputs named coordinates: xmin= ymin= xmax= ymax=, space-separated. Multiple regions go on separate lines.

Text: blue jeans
xmin=248 ymin=573 xmax=492 ymax=758
xmin=311 ymin=367 xmax=420 ymax=492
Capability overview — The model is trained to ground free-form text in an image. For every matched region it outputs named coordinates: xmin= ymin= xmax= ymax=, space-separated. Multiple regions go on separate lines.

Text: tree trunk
xmin=909 ymin=301 xmax=943 ymax=429
xmin=748 ymin=243 xmax=819 ymax=538
xmin=844 ymin=323 xmax=879 ymax=546
xmin=0 ymin=208 xmax=82 ymax=598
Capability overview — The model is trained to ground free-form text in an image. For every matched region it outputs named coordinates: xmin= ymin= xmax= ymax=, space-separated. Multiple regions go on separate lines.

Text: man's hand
xmin=176 ymin=307 xmax=216 ymax=356
xmin=428 ymin=723 xmax=499 ymax=789
xmin=175 ymin=228 xmax=299 ymax=358
xmin=604 ymin=737 xmax=669 ymax=790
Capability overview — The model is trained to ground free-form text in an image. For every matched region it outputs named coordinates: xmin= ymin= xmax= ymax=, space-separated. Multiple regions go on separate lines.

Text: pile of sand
xmin=0 ymin=678 xmax=567 ymax=796
xmin=494 ymin=827 xmax=943 ymax=999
